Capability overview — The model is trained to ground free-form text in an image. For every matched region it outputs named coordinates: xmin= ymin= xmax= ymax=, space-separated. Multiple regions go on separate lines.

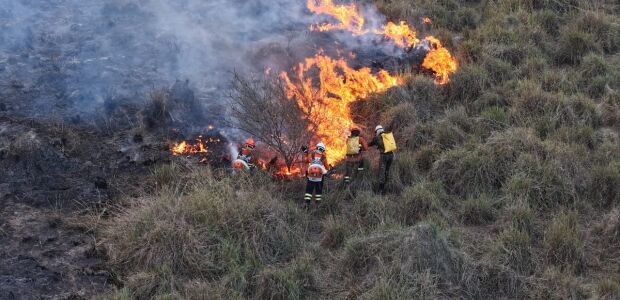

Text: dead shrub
xmin=413 ymin=144 xmax=441 ymax=172
xmin=320 ymin=215 xmax=350 ymax=249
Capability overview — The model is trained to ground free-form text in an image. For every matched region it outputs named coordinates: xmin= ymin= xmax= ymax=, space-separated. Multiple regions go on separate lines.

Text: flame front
xmin=307 ymin=0 xmax=457 ymax=85
xmin=422 ymin=37 xmax=458 ymax=85
xmin=170 ymin=136 xmax=212 ymax=156
xmin=307 ymin=0 xmax=366 ymax=35
xmin=280 ymin=54 xmax=400 ymax=164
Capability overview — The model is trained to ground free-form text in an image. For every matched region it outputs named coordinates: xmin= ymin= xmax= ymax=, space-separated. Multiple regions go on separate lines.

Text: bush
xmin=102 ymin=171 xmax=309 ymax=298
xmin=543 ymin=212 xmax=584 ymax=273
xmin=460 ymin=195 xmax=496 ymax=225
xmin=396 ymin=181 xmax=445 ymax=225
xmin=446 ymin=64 xmax=491 ymax=104
xmin=555 ymin=28 xmax=594 ymax=65
xmin=589 ymin=163 xmax=620 ymax=208
xmin=320 ymin=215 xmax=350 ymax=249
xmin=597 ymin=279 xmax=620 ymax=299
xmin=381 ymin=102 xmax=418 ymax=136
xmin=255 ymin=260 xmax=316 ymax=300
xmin=480 ymin=106 xmax=507 ymax=124
xmin=413 ymin=145 xmax=441 ymax=172
xmin=495 ymin=228 xmax=534 ymax=275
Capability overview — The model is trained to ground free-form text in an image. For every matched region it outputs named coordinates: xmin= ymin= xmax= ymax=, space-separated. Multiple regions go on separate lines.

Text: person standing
xmin=369 ymin=125 xmax=397 ymax=194
xmin=344 ymin=126 xmax=368 ymax=184
xmin=304 ymin=143 xmax=328 ymax=207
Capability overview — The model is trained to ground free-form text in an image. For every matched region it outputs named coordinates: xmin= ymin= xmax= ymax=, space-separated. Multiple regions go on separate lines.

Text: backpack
xmin=346 ymin=136 xmax=361 ymax=155
xmin=233 ymin=158 xmax=250 ymax=170
xmin=307 ymin=164 xmax=327 ymax=181
xmin=381 ymin=132 xmax=397 ymax=153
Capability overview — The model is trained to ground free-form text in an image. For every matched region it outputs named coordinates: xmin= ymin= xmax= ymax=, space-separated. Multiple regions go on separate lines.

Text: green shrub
xmin=555 ymin=28 xmax=594 ymax=65
xmin=413 ymin=145 xmax=441 ymax=172
xmin=543 ymin=212 xmax=584 ymax=272
xmin=381 ymin=102 xmax=418 ymax=135
xmin=504 ymin=201 xmax=535 ymax=236
xmin=576 ymin=12 xmax=620 ymax=54
xmin=495 ymin=228 xmax=534 ymax=275
xmin=597 ymin=279 xmax=620 ymax=299
xmin=396 ymin=181 xmax=445 ymax=225
xmin=460 ymin=195 xmax=496 ymax=225
xmin=255 ymin=260 xmax=316 ymax=300
xmin=446 ymin=64 xmax=491 ymax=104
xmin=350 ymin=192 xmax=394 ymax=230
xmin=589 ymin=163 xmax=620 ymax=208
xmin=320 ymin=215 xmax=350 ymax=249
xmin=481 ymin=106 xmax=507 ymax=124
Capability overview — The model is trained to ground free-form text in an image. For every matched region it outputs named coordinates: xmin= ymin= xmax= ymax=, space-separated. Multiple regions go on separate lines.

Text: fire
xmin=380 ymin=21 xmax=419 ymax=48
xmin=421 ymin=37 xmax=458 ymax=85
xmin=170 ymin=136 xmax=212 ymax=156
xmin=306 ymin=0 xmax=457 ymax=84
xmin=280 ymin=54 xmax=400 ymax=164
xmin=307 ymin=0 xmax=366 ymax=35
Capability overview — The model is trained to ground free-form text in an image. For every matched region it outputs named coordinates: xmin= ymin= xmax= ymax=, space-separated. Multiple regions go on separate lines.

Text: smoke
xmin=0 ymin=0 xmax=424 ymax=126
xmin=0 ymin=0 xmax=312 ymax=121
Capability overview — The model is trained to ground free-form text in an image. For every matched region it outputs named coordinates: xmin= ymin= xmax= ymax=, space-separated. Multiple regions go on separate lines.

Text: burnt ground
xmin=0 ymin=113 xmax=172 ymax=299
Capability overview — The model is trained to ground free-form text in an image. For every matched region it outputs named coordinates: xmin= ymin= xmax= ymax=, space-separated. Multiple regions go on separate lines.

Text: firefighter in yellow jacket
xmin=344 ymin=126 xmax=368 ymax=184
xmin=304 ymin=142 xmax=328 ymax=206
xmin=369 ymin=125 xmax=397 ymax=194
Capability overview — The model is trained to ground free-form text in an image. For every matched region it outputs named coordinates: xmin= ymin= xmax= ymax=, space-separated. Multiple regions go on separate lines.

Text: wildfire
xmin=280 ymin=54 xmax=400 ymax=164
xmin=380 ymin=21 xmax=419 ymax=48
xmin=307 ymin=0 xmax=366 ymax=35
xmin=307 ymin=0 xmax=457 ymax=85
xmin=421 ymin=37 xmax=458 ymax=85
xmin=170 ymin=136 xmax=219 ymax=156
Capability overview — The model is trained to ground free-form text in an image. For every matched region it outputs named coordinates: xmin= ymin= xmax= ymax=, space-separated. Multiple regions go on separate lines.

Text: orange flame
xmin=307 ymin=0 xmax=366 ymax=35
xmin=280 ymin=54 xmax=400 ymax=164
xmin=170 ymin=136 xmax=214 ymax=156
xmin=306 ymin=1 xmax=457 ymax=84
xmin=421 ymin=37 xmax=458 ymax=85
xmin=380 ymin=21 xmax=420 ymax=48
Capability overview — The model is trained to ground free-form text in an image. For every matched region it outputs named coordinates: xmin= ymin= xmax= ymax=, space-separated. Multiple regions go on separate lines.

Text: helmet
xmin=316 ymin=142 xmax=326 ymax=152
xmin=375 ymin=125 xmax=384 ymax=134
xmin=245 ymin=138 xmax=256 ymax=149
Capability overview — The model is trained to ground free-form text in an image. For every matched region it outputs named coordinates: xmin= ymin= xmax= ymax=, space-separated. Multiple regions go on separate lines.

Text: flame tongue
xmin=306 ymin=0 xmax=457 ymax=85
xmin=281 ymin=54 xmax=400 ymax=164
xmin=307 ymin=0 xmax=366 ymax=35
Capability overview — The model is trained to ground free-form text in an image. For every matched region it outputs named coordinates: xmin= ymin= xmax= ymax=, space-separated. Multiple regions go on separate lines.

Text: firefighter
xmin=303 ymin=142 xmax=328 ymax=207
xmin=369 ymin=125 xmax=397 ymax=194
xmin=233 ymin=138 xmax=256 ymax=171
xmin=344 ymin=125 xmax=368 ymax=184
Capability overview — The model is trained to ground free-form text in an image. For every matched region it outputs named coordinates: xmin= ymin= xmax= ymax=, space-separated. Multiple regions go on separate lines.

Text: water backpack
xmin=346 ymin=136 xmax=361 ymax=155
xmin=381 ymin=132 xmax=397 ymax=153
xmin=233 ymin=158 xmax=250 ymax=170
xmin=307 ymin=164 xmax=327 ymax=181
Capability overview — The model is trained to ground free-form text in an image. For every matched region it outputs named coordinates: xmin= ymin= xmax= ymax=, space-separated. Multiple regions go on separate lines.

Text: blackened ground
xmin=0 ymin=113 xmax=174 ymax=298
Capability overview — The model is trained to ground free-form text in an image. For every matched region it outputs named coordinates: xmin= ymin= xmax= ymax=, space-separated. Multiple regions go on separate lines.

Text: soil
xmin=0 ymin=113 xmax=169 ymax=298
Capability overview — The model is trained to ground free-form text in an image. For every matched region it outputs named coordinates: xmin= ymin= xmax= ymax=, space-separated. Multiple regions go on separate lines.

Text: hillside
xmin=0 ymin=0 xmax=618 ymax=299
xmin=99 ymin=1 xmax=620 ymax=299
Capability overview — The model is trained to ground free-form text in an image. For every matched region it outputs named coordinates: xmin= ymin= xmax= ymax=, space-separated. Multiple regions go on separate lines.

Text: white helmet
xmin=316 ymin=142 xmax=326 ymax=152
xmin=375 ymin=125 xmax=384 ymax=134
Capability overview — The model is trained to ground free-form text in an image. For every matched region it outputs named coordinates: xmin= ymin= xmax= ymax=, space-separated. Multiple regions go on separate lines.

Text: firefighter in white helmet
xmin=303 ymin=142 xmax=328 ymax=207
xmin=369 ymin=125 xmax=397 ymax=194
